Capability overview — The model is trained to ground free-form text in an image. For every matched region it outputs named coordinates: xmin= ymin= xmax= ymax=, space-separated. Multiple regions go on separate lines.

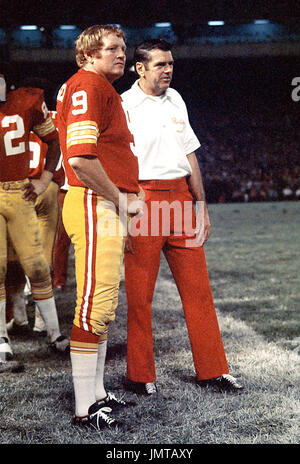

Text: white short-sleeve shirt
xmin=121 ymin=80 xmax=200 ymax=180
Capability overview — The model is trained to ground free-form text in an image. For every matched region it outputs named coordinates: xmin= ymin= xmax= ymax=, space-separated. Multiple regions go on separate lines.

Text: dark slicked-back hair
xmin=133 ymin=39 xmax=172 ymax=68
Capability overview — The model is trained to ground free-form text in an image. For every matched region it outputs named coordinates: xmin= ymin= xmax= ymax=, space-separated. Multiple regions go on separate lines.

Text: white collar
xmin=124 ymin=79 xmax=174 ymax=108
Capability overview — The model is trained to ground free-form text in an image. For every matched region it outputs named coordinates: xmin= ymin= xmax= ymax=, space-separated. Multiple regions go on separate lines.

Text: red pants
xmin=53 ymin=191 xmax=71 ymax=287
xmin=125 ymin=177 xmax=229 ymax=382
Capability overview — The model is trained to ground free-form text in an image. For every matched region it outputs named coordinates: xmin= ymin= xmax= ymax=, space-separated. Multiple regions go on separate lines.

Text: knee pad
xmin=22 ymin=255 xmax=50 ymax=284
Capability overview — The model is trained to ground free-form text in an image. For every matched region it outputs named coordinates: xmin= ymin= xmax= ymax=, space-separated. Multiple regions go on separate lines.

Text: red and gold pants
xmin=63 ymin=186 xmax=125 ymax=349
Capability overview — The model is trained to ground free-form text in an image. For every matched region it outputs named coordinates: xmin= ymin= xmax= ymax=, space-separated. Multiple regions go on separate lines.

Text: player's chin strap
xmin=0 ymin=76 xmax=6 ymax=102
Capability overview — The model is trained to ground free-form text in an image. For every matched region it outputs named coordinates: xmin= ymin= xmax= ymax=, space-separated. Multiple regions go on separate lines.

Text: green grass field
xmin=0 ymin=201 xmax=299 ymax=447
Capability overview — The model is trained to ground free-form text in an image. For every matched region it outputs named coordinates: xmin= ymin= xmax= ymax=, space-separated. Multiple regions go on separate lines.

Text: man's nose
xmin=117 ymin=48 xmax=126 ymax=58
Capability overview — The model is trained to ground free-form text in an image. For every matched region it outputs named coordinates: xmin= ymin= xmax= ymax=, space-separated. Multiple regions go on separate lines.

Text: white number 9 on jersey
xmin=72 ymin=90 xmax=87 ymax=115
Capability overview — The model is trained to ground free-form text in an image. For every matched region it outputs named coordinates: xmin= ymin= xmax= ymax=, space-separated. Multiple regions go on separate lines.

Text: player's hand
xmin=124 ymin=235 xmax=134 ymax=254
xmin=195 ymin=201 xmax=211 ymax=246
xmin=119 ymin=191 xmax=145 ymax=217
xmin=137 ymin=186 xmax=145 ymax=203
xmin=22 ymin=170 xmax=53 ymax=201
xmin=21 ymin=181 xmax=38 ymax=201
xmin=29 ymin=179 xmax=49 ymax=197
xmin=127 ymin=192 xmax=144 ymax=217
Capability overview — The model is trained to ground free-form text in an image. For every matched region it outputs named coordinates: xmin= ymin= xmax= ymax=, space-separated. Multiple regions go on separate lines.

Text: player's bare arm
xmin=186 ymin=152 xmax=210 ymax=245
xmin=22 ymin=138 xmax=61 ymax=200
xmin=68 ymin=155 xmax=143 ymax=216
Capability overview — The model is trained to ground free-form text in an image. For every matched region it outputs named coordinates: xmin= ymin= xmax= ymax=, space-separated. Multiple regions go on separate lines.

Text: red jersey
xmin=0 ymin=87 xmax=58 ymax=182
xmin=29 ymin=110 xmax=66 ymax=187
xmin=56 ymin=69 xmax=139 ymax=193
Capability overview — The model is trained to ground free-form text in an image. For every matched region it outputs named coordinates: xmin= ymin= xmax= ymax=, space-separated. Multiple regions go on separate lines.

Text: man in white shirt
xmin=122 ymin=39 xmax=243 ymax=395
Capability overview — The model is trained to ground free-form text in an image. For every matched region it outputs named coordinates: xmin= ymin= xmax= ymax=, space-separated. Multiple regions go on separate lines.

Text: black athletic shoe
xmin=97 ymin=391 xmax=136 ymax=411
xmin=123 ymin=377 xmax=158 ymax=395
xmin=197 ymin=374 xmax=244 ymax=393
xmin=72 ymin=402 xmax=120 ymax=430
xmin=7 ymin=321 xmax=31 ymax=336
xmin=49 ymin=335 xmax=70 ymax=353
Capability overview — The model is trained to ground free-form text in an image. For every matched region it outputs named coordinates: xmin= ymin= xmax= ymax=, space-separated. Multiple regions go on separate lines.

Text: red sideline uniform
xmin=56 ymin=69 xmax=139 ymax=193
xmin=56 ymin=68 xmax=139 ymax=342
xmin=0 ymin=87 xmax=58 ymax=302
xmin=0 ymin=87 xmax=58 ymax=182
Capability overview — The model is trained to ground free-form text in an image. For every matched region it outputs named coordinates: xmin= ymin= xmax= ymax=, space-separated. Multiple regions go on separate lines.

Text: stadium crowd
xmin=192 ymin=101 xmax=300 ymax=203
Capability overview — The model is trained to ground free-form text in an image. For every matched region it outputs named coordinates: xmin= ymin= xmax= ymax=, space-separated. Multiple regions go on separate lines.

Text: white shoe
xmin=0 ymin=337 xmax=13 ymax=361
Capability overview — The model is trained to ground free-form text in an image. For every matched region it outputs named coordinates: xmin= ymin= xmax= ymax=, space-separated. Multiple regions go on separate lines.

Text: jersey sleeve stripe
xmin=67 ymin=120 xmax=99 ymax=131
xmin=66 ymin=121 xmax=99 ymax=149
xmin=67 ymin=136 xmax=98 ymax=149
xmin=33 ymin=117 xmax=56 ymax=137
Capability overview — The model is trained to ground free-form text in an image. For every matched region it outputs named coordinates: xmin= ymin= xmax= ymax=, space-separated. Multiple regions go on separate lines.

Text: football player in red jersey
xmin=0 ymin=63 xmax=69 ymax=373
xmin=6 ymin=109 xmax=66 ymax=336
xmin=56 ymin=25 xmax=144 ymax=429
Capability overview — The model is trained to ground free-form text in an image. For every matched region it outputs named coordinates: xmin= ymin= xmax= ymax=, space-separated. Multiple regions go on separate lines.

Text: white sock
xmin=95 ymin=340 xmax=108 ymax=401
xmin=0 ymin=300 xmax=9 ymax=339
xmin=71 ymin=351 xmax=98 ymax=417
xmin=34 ymin=297 xmax=60 ymax=342
xmin=12 ymin=291 xmax=28 ymax=326
xmin=33 ymin=305 xmax=46 ymax=332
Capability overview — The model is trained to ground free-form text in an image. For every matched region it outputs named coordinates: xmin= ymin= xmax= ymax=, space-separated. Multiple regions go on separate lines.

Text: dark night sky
xmin=1 ymin=0 xmax=300 ymax=28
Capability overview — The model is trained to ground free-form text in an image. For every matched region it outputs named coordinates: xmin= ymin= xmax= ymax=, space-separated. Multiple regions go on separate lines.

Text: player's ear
xmin=84 ymin=50 xmax=95 ymax=65
xmin=135 ymin=62 xmax=145 ymax=78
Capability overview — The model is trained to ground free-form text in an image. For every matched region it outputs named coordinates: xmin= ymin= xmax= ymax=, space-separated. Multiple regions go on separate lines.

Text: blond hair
xmin=75 ymin=25 xmax=126 ymax=68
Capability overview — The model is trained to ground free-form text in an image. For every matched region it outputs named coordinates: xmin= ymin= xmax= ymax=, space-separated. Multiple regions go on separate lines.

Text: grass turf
xmin=0 ymin=201 xmax=299 ymax=446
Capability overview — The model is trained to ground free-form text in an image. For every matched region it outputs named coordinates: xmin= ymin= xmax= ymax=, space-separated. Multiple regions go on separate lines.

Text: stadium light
xmin=208 ymin=21 xmax=225 ymax=26
xmin=254 ymin=20 xmax=270 ymax=25
xmin=20 ymin=25 xmax=38 ymax=30
xmin=59 ymin=25 xmax=77 ymax=30
xmin=155 ymin=22 xmax=171 ymax=27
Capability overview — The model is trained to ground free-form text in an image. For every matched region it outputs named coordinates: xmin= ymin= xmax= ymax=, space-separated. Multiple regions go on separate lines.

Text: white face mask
xmin=0 ymin=76 xmax=7 ymax=102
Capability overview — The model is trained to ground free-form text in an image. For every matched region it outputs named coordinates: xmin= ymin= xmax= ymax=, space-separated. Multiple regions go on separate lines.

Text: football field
xmin=1 ymin=201 xmax=299 ymax=446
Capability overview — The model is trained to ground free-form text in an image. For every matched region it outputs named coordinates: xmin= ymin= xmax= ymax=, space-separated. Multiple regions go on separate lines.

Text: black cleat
xmin=7 ymin=321 xmax=31 ymax=336
xmin=123 ymin=377 xmax=158 ymax=395
xmin=49 ymin=335 xmax=70 ymax=353
xmin=72 ymin=402 xmax=121 ymax=430
xmin=197 ymin=374 xmax=244 ymax=393
xmin=97 ymin=391 xmax=136 ymax=411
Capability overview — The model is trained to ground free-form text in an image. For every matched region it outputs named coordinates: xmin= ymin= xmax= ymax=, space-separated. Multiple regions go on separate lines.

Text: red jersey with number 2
xmin=0 ymin=87 xmax=58 ymax=182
